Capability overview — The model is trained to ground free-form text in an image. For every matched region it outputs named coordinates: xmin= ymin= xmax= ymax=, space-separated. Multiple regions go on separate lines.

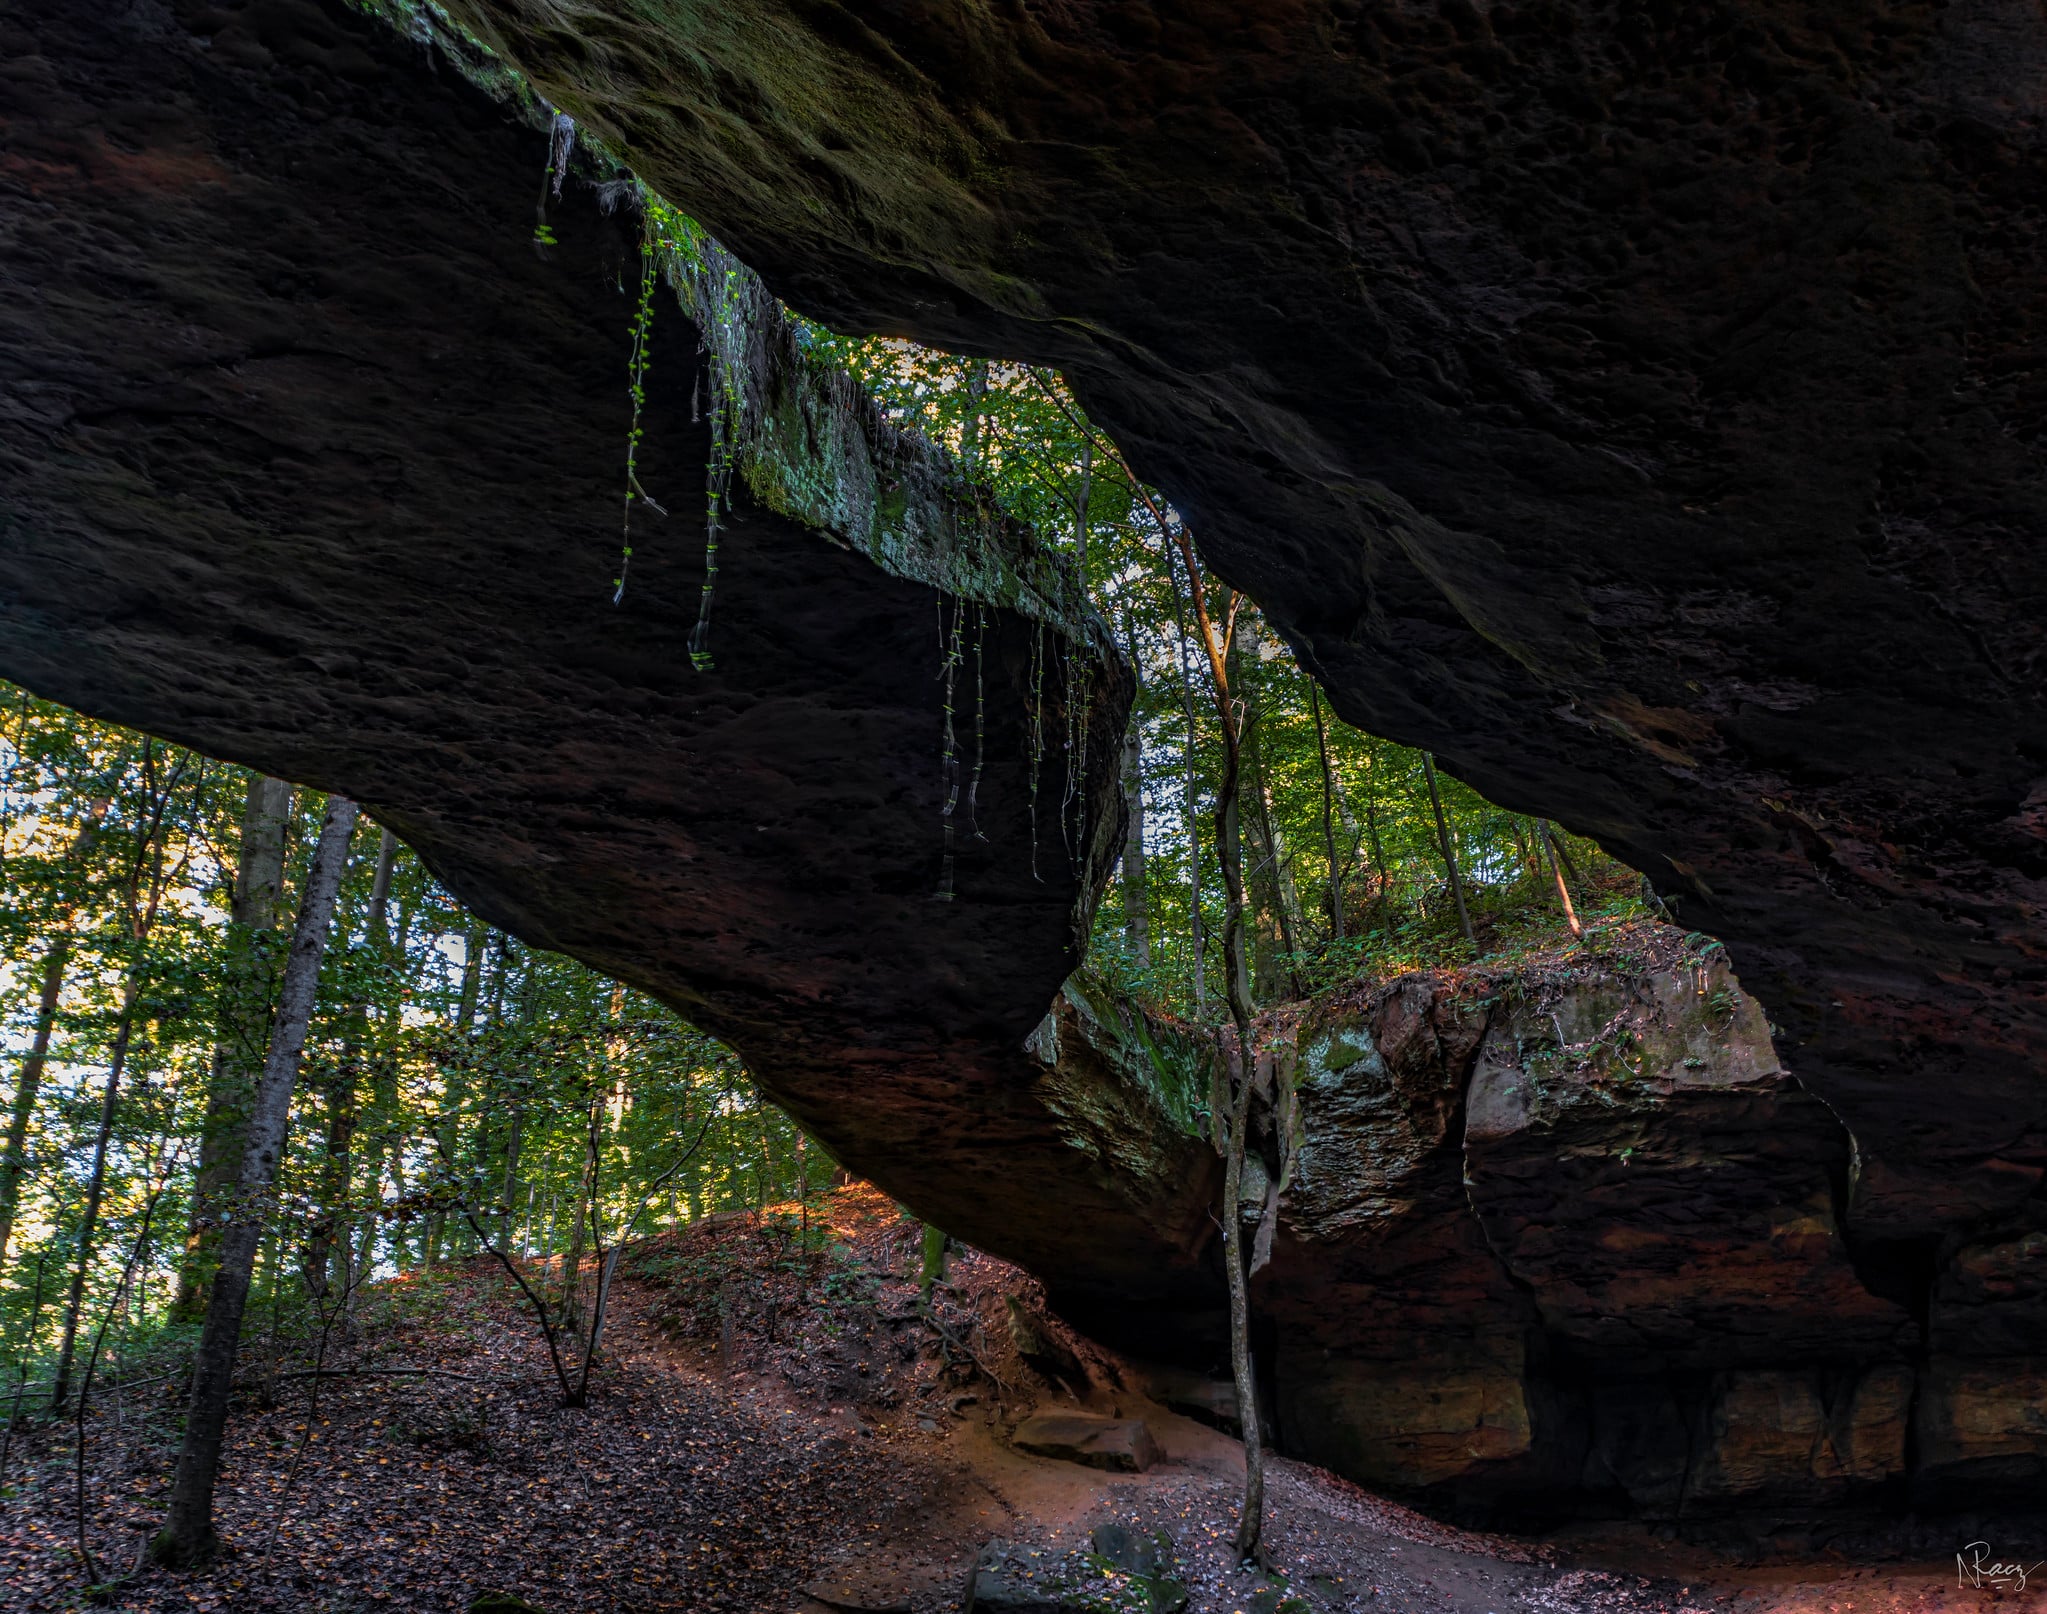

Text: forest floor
xmin=0 ymin=1188 xmax=2021 ymax=1613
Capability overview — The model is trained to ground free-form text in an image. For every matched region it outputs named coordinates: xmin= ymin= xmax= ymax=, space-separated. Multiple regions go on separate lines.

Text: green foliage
xmin=804 ymin=340 xmax=1651 ymax=1018
xmin=0 ymin=683 xmax=826 ymax=1405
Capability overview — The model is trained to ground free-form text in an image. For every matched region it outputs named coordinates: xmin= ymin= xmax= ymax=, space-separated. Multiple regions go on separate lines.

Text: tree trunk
xmin=0 ymin=798 xmax=112 ymax=1269
xmin=303 ymin=1060 xmax=357 ymax=1301
xmin=1310 ymin=686 xmax=1344 ymax=942
xmin=1422 ymin=754 xmax=1476 ymax=947
xmin=48 ymin=982 xmax=138 ymax=1411
xmin=151 ymin=796 xmax=357 ymax=1569
xmin=337 ymin=826 xmax=401 ymax=1292
xmin=426 ymin=918 xmax=484 ymax=1266
xmin=1539 ymin=819 xmax=1583 ymax=938
xmin=1360 ymin=772 xmax=1389 ymax=908
xmin=1163 ymin=564 xmax=1209 ymax=1019
xmin=1117 ymin=613 xmax=1152 ymax=972
xmin=1073 ymin=437 xmax=1092 ymax=569
xmin=0 ymin=937 xmax=72 ymax=1272
xmin=1160 ymin=520 xmax=1266 ymax=1559
xmin=1235 ymin=698 xmax=1298 ymax=1001
xmin=175 ymin=774 xmax=293 ymax=1319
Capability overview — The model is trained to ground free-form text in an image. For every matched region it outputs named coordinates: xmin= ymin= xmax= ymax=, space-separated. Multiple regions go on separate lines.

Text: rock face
xmin=0 ymin=0 xmax=1182 ymax=1297
xmin=1246 ymin=934 xmax=2043 ymax=1528
xmin=427 ymin=0 xmax=2047 ymax=1251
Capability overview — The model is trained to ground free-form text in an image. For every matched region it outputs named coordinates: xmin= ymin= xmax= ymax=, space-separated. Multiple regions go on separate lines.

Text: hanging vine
xmin=531 ymin=111 xmax=574 ymax=250
xmin=935 ymin=598 xmax=967 ymax=902
xmin=966 ymin=604 xmax=988 ymax=844
xmin=687 ymin=347 xmax=736 ymax=672
xmin=612 ymin=230 xmax=665 ymax=607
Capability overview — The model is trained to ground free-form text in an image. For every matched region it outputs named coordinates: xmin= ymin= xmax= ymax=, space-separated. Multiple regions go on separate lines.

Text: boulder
xmin=962 ymin=1542 xmax=1081 ymax=1614
xmin=1461 ymin=947 xmax=1912 ymax=1366
xmin=799 ymin=1577 xmax=912 ymax=1613
xmin=1088 ymin=1525 xmax=1187 ymax=1614
xmin=1011 ymin=1413 xmax=1160 ymax=1474
xmin=1255 ymin=946 xmax=2008 ymax=1523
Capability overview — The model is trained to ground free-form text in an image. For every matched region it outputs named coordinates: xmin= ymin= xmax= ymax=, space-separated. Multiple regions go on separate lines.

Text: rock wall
xmin=1244 ymin=934 xmax=2047 ymax=1530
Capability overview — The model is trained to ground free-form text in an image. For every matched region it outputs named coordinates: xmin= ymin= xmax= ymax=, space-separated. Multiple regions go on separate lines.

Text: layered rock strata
xmin=6 ymin=0 xmax=2045 ymax=1531
xmin=1245 ymin=936 xmax=2047 ymax=1526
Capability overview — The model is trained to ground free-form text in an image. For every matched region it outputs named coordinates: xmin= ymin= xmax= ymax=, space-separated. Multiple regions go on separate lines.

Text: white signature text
xmin=1957 ymin=1541 xmax=2043 ymax=1592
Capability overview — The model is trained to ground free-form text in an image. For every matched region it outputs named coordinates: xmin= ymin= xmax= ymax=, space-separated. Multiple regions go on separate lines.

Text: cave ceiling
xmin=432 ymin=0 xmax=2047 ymax=1240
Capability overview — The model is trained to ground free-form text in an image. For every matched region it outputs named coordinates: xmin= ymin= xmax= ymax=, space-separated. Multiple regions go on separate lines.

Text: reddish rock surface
xmin=1011 ymin=1412 xmax=1163 ymax=1474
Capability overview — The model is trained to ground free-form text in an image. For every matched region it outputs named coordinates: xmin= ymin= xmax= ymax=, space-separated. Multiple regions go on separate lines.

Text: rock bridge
xmin=2 ymin=0 xmax=2043 ymax=1531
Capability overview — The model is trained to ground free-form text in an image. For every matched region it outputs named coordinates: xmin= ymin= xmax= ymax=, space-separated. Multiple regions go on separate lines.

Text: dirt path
xmin=0 ymin=1195 xmax=2031 ymax=1612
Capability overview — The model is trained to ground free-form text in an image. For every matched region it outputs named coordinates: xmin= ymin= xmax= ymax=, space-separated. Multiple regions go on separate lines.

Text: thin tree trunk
xmin=0 ymin=937 xmax=72 ymax=1270
xmin=1548 ymin=822 xmax=1585 ymax=886
xmin=1422 ymin=754 xmax=1476 ymax=947
xmin=1159 ymin=521 xmax=1266 ymax=1560
xmin=962 ymin=359 xmax=988 ymax=475
xmin=1233 ymin=686 xmax=1296 ymax=1000
xmin=152 ymin=796 xmax=357 ymax=1569
xmin=1310 ymin=686 xmax=1344 ymax=942
xmin=176 ymin=775 xmax=292 ymax=1318
xmin=426 ymin=918 xmax=484 ymax=1267
xmin=1163 ymin=564 xmax=1209 ymax=1019
xmin=0 ymin=798 xmax=112 ymax=1269
xmin=1117 ymin=613 xmax=1152 ymax=971
xmin=1361 ymin=772 xmax=1388 ymax=908
xmin=303 ymin=1061 xmax=356 ymax=1301
xmin=1539 ymin=819 xmax=1583 ymax=937
xmin=48 ymin=982 xmax=138 ymax=1411
xmin=558 ymin=1127 xmax=592 ymax=1345
xmin=1073 ymin=437 xmax=1092 ymax=568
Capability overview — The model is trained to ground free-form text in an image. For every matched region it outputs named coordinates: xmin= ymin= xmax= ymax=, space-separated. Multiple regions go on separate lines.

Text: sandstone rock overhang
xmin=425 ymin=0 xmax=2047 ymax=1245
xmin=0 ymin=0 xmax=1239 ymax=1298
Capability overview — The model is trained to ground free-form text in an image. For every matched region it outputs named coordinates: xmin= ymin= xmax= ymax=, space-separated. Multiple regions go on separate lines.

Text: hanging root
xmin=532 ymin=111 xmax=575 ymax=250
xmin=687 ymin=353 xmax=733 ymax=671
